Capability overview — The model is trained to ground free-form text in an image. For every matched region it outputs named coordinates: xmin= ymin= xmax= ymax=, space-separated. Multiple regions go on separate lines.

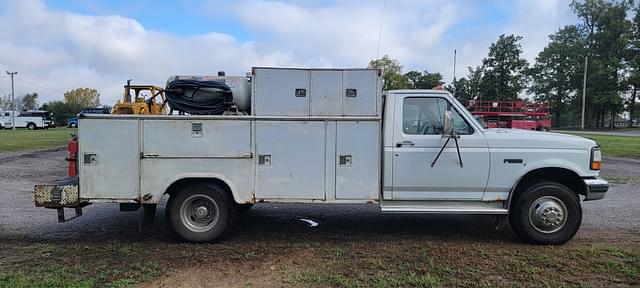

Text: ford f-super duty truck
xmin=34 ymin=67 xmax=608 ymax=245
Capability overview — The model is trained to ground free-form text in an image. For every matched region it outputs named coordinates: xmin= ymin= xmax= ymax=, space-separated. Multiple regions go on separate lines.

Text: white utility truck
xmin=34 ymin=68 xmax=608 ymax=245
xmin=2 ymin=110 xmax=47 ymax=129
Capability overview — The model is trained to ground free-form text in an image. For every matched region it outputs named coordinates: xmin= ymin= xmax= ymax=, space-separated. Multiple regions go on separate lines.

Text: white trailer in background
xmin=35 ymin=67 xmax=608 ymax=245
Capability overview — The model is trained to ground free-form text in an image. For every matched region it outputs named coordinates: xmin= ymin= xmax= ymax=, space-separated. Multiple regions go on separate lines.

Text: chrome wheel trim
xmin=529 ymin=195 xmax=568 ymax=234
xmin=179 ymin=194 xmax=220 ymax=233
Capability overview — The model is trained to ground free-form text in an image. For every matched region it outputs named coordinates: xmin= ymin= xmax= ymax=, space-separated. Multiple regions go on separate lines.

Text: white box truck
xmin=34 ymin=67 xmax=608 ymax=245
xmin=2 ymin=110 xmax=47 ymax=129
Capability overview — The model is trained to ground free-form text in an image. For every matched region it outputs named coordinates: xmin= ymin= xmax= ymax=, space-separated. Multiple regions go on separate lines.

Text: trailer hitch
xmin=54 ymin=207 xmax=84 ymax=223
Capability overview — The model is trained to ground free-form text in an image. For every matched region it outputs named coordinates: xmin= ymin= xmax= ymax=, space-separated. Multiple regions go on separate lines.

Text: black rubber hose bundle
xmin=165 ymin=79 xmax=232 ymax=115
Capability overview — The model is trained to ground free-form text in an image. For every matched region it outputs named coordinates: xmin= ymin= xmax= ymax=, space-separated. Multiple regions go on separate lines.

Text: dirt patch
xmin=0 ymin=145 xmax=65 ymax=162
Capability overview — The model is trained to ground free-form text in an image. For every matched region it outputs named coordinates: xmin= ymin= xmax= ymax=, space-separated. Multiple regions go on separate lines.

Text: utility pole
xmin=581 ymin=56 xmax=588 ymax=130
xmin=6 ymin=71 xmax=17 ymax=130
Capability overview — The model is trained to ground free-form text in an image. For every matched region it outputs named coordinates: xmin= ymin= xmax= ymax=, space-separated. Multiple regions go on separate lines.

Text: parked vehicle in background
xmin=1 ymin=110 xmax=47 ymax=129
xmin=19 ymin=110 xmax=56 ymax=128
xmin=67 ymin=108 xmax=110 ymax=128
xmin=467 ymin=100 xmax=551 ymax=131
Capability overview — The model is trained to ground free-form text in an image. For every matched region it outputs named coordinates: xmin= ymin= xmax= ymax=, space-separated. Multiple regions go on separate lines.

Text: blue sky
xmin=1 ymin=0 xmax=577 ymax=104
xmin=45 ymin=0 xmax=512 ymax=43
xmin=45 ymin=0 xmax=251 ymax=38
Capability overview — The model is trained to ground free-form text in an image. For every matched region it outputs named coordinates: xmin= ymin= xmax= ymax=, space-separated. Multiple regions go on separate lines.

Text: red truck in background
xmin=466 ymin=99 xmax=551 ymax=131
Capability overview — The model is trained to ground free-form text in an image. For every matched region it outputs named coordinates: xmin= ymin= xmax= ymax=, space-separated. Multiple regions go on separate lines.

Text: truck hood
xmin=482 ymin=129 xmax=597 ymax=149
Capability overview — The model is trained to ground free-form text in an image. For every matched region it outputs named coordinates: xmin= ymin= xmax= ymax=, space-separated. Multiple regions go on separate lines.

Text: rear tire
xmin=69 ymin=123 xmax=77 ymax=128
xmin=509 ymin=181 xmax=581 ymax=245
xmin=27 ymin=123 xmax=36 ymax=130
xmin=168 ymin=182 xmax=236 ymax=242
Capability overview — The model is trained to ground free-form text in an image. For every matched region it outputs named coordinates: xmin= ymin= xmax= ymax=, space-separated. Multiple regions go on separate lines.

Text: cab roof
xmin=386 ymin=89 xmax=452 ymax=95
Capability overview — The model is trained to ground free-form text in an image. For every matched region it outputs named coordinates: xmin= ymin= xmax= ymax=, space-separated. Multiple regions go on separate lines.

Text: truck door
xmin=391 ymin=95 xmax=489 ymax=200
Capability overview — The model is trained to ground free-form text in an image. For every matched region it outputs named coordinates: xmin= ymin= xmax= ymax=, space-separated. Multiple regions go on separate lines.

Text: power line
xmin=14 ymin=76 xmax=65 ymax=95
xmin=375 ymin=0 xmax=387 ymax=60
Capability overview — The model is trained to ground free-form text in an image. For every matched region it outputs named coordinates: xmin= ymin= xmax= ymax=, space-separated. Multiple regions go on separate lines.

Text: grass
xmin=0 ymin=128 xmax=76 ymax=152
xmin=1 ymin=240 xmax=639 ymax=287
xmin=565 ymin=133 xmax=640 ymax=158
xmin=0 ymin=267 xmax=95 ymax=288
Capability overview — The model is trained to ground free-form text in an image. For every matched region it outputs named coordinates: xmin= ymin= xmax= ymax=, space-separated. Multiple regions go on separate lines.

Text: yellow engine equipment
xmin=112 ymin=81 xmax=168 ymax=115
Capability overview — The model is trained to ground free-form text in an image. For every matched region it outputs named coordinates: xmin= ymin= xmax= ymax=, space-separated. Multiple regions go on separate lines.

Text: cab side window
xmin=402 ymin=97 xmax=473 ymax=135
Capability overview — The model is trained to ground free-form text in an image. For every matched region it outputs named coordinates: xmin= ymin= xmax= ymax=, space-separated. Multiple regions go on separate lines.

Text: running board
xmin=380 ymin=200 xmax=508 ymax=214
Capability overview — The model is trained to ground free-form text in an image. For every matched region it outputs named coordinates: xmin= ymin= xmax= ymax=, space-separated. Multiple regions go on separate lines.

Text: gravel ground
xmin=0 ymin=149 xmax=637 ymax=242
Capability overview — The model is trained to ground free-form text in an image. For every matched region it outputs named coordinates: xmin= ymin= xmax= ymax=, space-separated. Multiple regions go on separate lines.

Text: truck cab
xmin=34 ymin=68 xmax=607 ymax=245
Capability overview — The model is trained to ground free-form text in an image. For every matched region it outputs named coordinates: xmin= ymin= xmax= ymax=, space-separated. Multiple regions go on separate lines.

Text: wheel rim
xmin=528 ymin=195 xmax=568 ymax=234
xmin=179 ymin=194 xmax=220 ymax=233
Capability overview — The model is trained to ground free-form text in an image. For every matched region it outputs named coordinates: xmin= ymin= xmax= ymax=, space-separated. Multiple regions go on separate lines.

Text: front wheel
xmin=27 ymin=123 xmax=36 ymax=130
xmin=168 ymin=183 xmax=236 ymax=242
xmin=509 ymin=181 xmax=582 ymax=245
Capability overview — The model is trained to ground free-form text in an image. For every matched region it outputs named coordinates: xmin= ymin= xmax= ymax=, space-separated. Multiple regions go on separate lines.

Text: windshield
xmin=447 ymin=94 xmax=485 ymax=132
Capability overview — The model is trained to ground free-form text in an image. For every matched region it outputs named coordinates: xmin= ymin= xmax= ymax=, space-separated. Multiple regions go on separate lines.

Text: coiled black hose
xmin=165 ymin=79 xmax=232 ymax=115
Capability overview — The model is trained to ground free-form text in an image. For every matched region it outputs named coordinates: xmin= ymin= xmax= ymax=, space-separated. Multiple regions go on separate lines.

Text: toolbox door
xmin=79 ymin=119 xmax=140 ymax=200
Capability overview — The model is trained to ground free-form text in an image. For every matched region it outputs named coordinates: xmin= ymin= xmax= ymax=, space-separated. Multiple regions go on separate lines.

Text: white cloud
xmin=0 ymin=0 xmax=578 ymax=106
xmin=0 ymin=0 xmax=292 ymax=105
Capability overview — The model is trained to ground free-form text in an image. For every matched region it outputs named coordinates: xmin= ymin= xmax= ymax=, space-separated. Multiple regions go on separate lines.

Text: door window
xmin=402 ymin=97 xmax=473 ymax=135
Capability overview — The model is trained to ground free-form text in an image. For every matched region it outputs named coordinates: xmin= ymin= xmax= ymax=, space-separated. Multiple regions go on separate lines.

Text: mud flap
xmin=138 ymin=204 xmax=157 ymax=232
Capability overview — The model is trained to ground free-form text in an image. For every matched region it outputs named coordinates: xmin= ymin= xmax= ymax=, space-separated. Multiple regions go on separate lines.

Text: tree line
xmin=370 ymin=0 xmax=640 ymax=128
xmin=1 ymin=88 xmax=102 ymax=126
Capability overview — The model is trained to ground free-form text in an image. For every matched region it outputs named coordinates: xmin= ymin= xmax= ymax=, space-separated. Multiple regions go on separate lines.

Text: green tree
xmin=571 ymin=0 xmax=631 ymax=128
xmin=480 ymin=34 xmax=529 ymax=101
xmin=529 ymin=25 xmax=587 ymax=127
xmin=449 ymin=66 xmax=483 ymax=103
xmin=625 ymin=2 xmax=640 ymax=127
xmin=368 ymin=55 xmax=410 ymax=90
xmin=20 ymin=93 xmax=39 ymax=110
xmin=42 ymin=101 xmax=83 ymax=126
xmin=404 ymin=70 xmax=444 ymax=89
xmin=450 ymin=77 xmax=472 ymax=102
xmin=0 ymin=92 xmax=39 ymax=111
xmin=64 ymin=88 xmax=100 ymax=108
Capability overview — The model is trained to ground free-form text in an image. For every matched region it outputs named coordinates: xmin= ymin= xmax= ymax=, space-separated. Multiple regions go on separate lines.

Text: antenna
xmin=375 ymin=0 xmax=387 ymax=60
xmin=453 ymin=49 xmax=457 ymax=81
xmin=452 ymin=49 xmax=457 ymax=94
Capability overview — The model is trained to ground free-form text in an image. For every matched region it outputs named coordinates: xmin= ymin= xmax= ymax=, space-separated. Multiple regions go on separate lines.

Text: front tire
xmin=27 ymin=123 xmax=36 ymax=130
xmin=168 ymin=183 xmax=236 ymax=242
xmin=509 ymin=181 xmax=582 ymax=245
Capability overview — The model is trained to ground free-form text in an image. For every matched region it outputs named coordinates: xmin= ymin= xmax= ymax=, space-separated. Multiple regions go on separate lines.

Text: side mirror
xmin=443 ymin=111 xmax=454 ymax=136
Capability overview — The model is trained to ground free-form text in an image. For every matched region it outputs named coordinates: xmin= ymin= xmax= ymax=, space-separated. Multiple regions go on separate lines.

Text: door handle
xmin=396 ymin=141 xmax=415 ymax=147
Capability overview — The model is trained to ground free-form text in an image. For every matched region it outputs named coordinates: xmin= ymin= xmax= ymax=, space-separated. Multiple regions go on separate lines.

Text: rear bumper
xmin=34 ymin=177 xmax=85 ymax=208
xmin=583 ymin=177 xmax=608 ymax=201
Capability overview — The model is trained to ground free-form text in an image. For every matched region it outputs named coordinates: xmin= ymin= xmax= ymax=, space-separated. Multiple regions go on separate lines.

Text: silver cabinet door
xmin=254 ymin=68 xmax=310 ymax=116
xmin=335 ymin=121 xmax=380 ymax=200
xmin=255 ymin=121 xmax=326 ymax=199
xmin=343 ymin=70 xmax=379 ymax=116
xmin=143 ymin=120 xmax=250 ymax=158
xmin=310 ymin=70 xmax=342 ymax=116
xmin=79 ymin=119 xmax=140 ymax=200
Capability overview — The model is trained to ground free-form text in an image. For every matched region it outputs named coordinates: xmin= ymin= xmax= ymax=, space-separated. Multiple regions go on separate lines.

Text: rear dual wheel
xmin=168 ymin=183 xmax=237 ymax=242
xmin=509 ymin=181 xmax=582 ymax=245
